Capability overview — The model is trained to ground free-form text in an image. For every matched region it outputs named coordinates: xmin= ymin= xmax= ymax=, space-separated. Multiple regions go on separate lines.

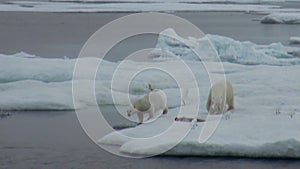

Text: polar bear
xmin=206 ymin=80 xmax=234 ymax=114
xmin=127 ymin=90 xmax=168 ymax=124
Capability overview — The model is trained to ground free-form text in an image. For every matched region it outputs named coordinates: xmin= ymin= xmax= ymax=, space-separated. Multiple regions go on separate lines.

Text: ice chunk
xmin=288 ymin=49 xmax=300 ymax=57
xmin=155 ymin=28 xmax=300 ymax=65
xmin=261 ymin=12 xmax=300 ymax=24
xmin=289 ymin=36 xmax=300 ymax=45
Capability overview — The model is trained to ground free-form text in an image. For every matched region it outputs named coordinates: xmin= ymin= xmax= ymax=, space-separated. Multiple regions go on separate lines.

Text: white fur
xmin=206 ymin=80 xmax=234 ymax=115
xmin=127 ymin=90 xmax=168 ymax=124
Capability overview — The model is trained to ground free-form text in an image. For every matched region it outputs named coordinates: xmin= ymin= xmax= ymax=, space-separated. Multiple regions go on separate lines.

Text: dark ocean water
xmin=0 ymin=11 xmax=299 ymax=61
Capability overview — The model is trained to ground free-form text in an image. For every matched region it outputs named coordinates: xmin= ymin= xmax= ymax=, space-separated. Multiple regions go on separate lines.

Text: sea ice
xmin=290 ymin=36 xmax=300 ymax=45
xmin=98 ymin=62 xmax=300 ymax=157
xmin=155 ymin=28 xmax=300 ymax=65
xmin=261 ymin=12 xmax=300 ymax=24
xmin=97 ymin=29 xmax=300 ymax=158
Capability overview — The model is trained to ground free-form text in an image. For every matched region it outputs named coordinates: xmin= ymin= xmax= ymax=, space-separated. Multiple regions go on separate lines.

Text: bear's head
xmin=127 ymin=104 xmax=138 ymax=117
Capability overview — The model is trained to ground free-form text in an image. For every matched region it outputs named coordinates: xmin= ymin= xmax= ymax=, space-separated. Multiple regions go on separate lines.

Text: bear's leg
xmin=137 ymin=112 xmax=144 ymax=124
xmin=227 ymin=97 xmax=234 ymax=111
xmin=148 ymin=106 xmax=154 ymax=120
xmin=206 ymin=90 xmax=212 ymax=112
xmin=163 ymin=107 xmax=168 ymax=114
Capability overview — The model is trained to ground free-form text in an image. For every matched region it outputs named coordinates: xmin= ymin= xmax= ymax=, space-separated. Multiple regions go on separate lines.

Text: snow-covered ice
xmin=261 ymin=12 xmax=300 ymax=24
xmin=155 ymin=28 xmax=300 ymax=65
xmin=288 ymin=49 xmax=300 ymax=57
xmin=97 ymin=29 xmax=300 ymax=158
xmin=1 ymin=28 xmax=300 ymax=111
xmin=99 ymin=104 xmax=300 ymax=157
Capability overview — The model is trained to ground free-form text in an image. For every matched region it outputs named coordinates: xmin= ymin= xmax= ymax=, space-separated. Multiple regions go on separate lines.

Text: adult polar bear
xmin=127 ymin=90 xmax=168 ymax=124
xmin=206 ymin=80 xmax=234 ymax=114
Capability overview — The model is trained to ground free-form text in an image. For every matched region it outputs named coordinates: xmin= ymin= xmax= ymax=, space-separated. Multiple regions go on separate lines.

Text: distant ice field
xmin=1 ymin=0 xmax=300 ymax=13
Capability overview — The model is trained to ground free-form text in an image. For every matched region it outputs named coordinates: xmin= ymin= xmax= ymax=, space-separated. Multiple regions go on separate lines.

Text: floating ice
xmin=288 ymin=49 xmax=300 ymax=57
xmin=1 ymin=30 xmax=300 ymax=111
xmin=0 ymin=53 xmax=199 ymax=110
xmin=290 ymin=36 xmax=300 ymax=45
xmin=155 ymin=28 xmax=300 ymax=65
xmin=0 ymin=53 xmax=118 ymax=83
xmin=261 ymin=12 xmax=300 ymax=24
xmin=0 ymin=53 xmax=74 ymax=83
xmin=98 ymin=63 xmax=300 ymax=158
xmin=97 ymin=29 xmax=300 ymax=157
xmin=0 ymin=80 xmax=74 ymax=110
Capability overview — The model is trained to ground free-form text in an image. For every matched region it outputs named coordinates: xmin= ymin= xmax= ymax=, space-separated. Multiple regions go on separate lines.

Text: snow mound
xmin=261 ymin=12 xmax=300 ymax=24
xmin=154 ymin=28 xmax=300 ymax=65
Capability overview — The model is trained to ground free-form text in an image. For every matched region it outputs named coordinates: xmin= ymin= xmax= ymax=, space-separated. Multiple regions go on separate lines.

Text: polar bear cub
xmin=206 ymin=80 xmax=234 ymax=115
xmin=127 ymin=90 xmax=168 ymax=124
